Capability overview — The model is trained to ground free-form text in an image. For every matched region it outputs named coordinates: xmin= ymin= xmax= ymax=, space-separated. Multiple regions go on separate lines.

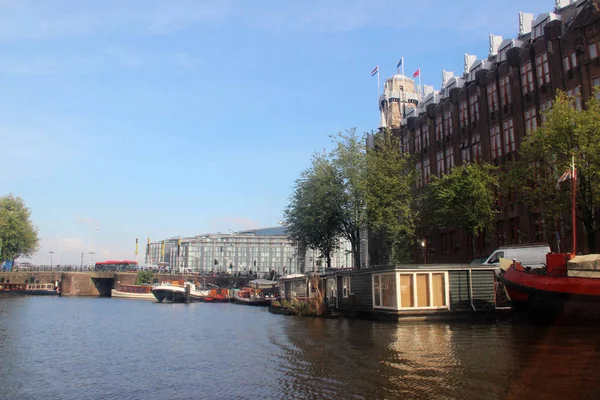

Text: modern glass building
xmin=147 ymin=226 xmax=356 ymax=274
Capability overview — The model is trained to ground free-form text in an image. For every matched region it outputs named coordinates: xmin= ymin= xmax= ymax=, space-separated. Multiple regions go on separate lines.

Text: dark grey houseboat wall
xmin=448 ymin=269 xmax=496 ymax=310
xmin=348 ymin=273 xmax=372 ymax=313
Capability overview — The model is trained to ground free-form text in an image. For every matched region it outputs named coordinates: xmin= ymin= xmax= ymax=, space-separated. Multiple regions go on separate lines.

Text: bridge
xmin=0 ymin=269 xmax=254 ymax=297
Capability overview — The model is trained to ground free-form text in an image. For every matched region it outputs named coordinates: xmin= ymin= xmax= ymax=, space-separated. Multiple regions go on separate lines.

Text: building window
xmin=444 ymin=110 xmax=453 ymax=138
xmin=540 ymin=100 xmax=552 ymax=124
xmin=524 ymin=108 xmax=537 ymax=134
xmin=445 ymin=148 xmax=454 ymax=172
xmin=471 ymin=134 xmax=481 ymax=163
xmin=342 ymin=276 xmax=351 ymax=298
xmin=423 ymin=158 xmax=430 ymax=185
xmin=536 ymin=52 xmax=550 ymax=87
xmin=499 ymin=75 xmax=511 ymax=106
xmin=487 ymin=82 xmax=498 ymax=112
xmin=440 ymin=233 xmax=447 ymax=254
xmin=490 ymin=125 xmax=501 ymax=160
xmin=421 ymin=124 xmax=429 ymax=149
xmin=496 ymin=220 xmax=506 ymax=247
xmin=401 ymin=134 xmax=410 ymax=155
xmin=533 ymin=214 xmax=544 ymax=242
xmin=435 ymin=116 xmax=443 ymax=142
xmin=563 ymin=52 xmax=577 ymax=71
xmin=469 ymin=95 xmax=479 ymax=123
xmin=459 ymin=101 xmax=468 ymax=128
xmin=520 ymin=61 xmax=534 ymax=95
xmin=503 ymin=119 xmax=515 ymax=154
xmin=593 ymin=77 xmax=600 ymax=100
xmin=416 ymin=161 xmax=422 ymax=188
xmin=589 ymin=41 xmax=599 ymax=59
xmin=509 ymin=217 xmax=519 ymax=244
xmin=461 ymin=139 xmax=470 ymax=163
xmin=415 ymin=130 xmax=422 ymax=153
xmin=373 ymin=272 xmax=448 ymax=310
xmin=436 ymin=151 xmax=444 ymax=176
xmin=566 ymin=85 xmax=582 ymax=110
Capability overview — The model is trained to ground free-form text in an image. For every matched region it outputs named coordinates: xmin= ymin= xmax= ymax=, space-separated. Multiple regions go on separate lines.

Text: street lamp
xmin=49 ymin=251 xmax=54 ymax=269
xmin=421 ymin=239 xmax=427 ymax=264
xmin=90 ymin=227 xmax=100 ymax=267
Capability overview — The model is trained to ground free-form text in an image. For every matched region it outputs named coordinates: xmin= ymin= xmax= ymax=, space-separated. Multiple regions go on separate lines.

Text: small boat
xmin=188 ymin=285 xmax=210 ymax=302
xmin=200 ymin=287 xmax=232 ymax=303
xmin=233 ymin=287 xmax=276 ymax=306
xmin=151 ymin=281 xmax=186 ymax=303
xmin=111 ymin=284 xmax=155 ymax=300
xmin=0 ymin=282 xmax=60 ymax=296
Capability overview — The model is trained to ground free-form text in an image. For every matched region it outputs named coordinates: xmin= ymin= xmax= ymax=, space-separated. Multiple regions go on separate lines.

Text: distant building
xmin=376 ymin=0 xmax=600 ymax=263
xmin=147 ymin=226 xmax=355 ymax=274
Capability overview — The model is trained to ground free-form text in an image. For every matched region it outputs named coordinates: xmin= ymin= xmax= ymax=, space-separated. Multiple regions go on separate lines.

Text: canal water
xmin=2 ymin=297 xmax=600 ymax=400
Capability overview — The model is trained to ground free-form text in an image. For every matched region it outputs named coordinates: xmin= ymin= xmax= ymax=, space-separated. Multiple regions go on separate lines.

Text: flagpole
xmin=401 ymin=57 xmax=404 ymax=76
xmin=418 ymin=71 xmax=422 ymax=99
xmin=571 ymin=153 xmax=577 ymax=257
xmin=377 ymin=65 xmax=380 ymax=95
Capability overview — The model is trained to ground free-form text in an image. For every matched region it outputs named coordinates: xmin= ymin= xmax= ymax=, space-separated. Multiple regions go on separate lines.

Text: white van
xmin=483 ymin=244 xmax=551 ymax=269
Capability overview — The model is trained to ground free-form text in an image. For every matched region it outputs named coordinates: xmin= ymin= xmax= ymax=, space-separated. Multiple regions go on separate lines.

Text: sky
xmin=0 ymin=0 xmax=556 ymax=265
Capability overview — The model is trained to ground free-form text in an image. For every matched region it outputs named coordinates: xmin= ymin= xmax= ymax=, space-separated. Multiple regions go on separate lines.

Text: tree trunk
xmin=588 ymin=230 xmax=597 ymax=254
xmin=326 ymin=253 xmax=331 ymax=269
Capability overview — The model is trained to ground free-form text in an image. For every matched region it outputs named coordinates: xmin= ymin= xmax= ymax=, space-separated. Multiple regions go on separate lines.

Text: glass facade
xmin=147 ymin=228 xmax=356 ymax=275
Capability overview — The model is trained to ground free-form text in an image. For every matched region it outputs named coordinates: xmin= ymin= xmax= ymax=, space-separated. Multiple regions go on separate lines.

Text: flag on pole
xmin=558 ymin=170 xmax=573 ymax=183
xmin=413 ymin=68 xmax=420 ymax=77
xmin=371 ymin=66 xmax=379 ymax=76
xmin=135 ymin=238 xmax=138 ymax=256
xmin=397 ymin=58 xmax=403 ymax=68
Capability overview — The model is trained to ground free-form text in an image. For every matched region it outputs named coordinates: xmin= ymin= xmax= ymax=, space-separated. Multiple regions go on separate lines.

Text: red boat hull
xmin=498 ymin=265 xmax=600 ymax=323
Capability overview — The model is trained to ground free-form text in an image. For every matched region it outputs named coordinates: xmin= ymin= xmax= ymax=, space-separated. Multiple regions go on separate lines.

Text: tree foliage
xmin=135 ymin=270 xmax=154 ymax=285
xmin=329 ymin=129 xmax=368 ymax=268
xmin=423 ymin=163 xmax=498 ymax=255
xmin=365 ymin=129 xmax=416 ymax=264
xmin=510 ymin=90 xmax=600 ymax=252
xmin=284 ymin=153 xmax=343 ymax=269
xmin=0 ymin=194 xmax=40 ymax=261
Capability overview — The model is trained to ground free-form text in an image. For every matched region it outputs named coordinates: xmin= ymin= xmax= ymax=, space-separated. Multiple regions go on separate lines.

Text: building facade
xmin=147 ymin=227 xmax=356 ymax=274
xmin=383 ymin=0 xmax=600 ymax=263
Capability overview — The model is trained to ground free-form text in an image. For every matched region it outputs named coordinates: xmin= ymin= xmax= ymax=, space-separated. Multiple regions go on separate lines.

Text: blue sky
xmin=0 ymin=0 xmax=555 ymax=265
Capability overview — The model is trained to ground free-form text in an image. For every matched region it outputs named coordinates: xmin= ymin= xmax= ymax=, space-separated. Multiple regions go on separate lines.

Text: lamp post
xmin=89 ymin=227 xmax=100 ymax=268
xmin=421 ymin=239 xmax=427 ymax=264
xmin=80 ymin=252 xmax=84 ymax=269
xmin=49 ymin=251 xmax=54 ymax=269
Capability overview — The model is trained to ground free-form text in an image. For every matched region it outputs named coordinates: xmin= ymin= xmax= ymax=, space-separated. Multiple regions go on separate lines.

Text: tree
xmin=423 ymin=163 xmax=498 ymax=258
xmin=365 ymin=128 xmax=416 ymax=264
xmin=0 ymin=194 xmax=40 ymax=262
xmin=511 ymin=90 xmax=600 ymax=252
xmin=135 ymin=270 xmax=154 ymax=285
xmin=285 ymin=153 xmax=343 ymax=269
xmin=329 ymin=129 xmax=368 ymax=269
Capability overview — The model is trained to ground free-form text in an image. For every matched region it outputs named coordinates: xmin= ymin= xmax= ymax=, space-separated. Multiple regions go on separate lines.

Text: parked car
xmin=483 ymin=244 xmax=551 ymax=270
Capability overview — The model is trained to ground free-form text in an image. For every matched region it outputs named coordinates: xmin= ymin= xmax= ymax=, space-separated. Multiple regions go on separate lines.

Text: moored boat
xmin=233 ymin=287 xmax=276 ymax=306
xmin=200 ymin=287 xmax=232 ymax=303
xmin=151 ymin=281 xmax=186 ymax=303
xmin=111 ymin=284 xmax=154 ymax=300
xmin=0 ymin=282 xmax=60 ymax=296
xmin=498 ymin=254 xmax=600 ymax=322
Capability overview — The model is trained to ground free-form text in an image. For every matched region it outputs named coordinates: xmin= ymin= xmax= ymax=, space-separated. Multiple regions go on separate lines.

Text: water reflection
xmin=3 ymin=297 xmax=600 ymax=399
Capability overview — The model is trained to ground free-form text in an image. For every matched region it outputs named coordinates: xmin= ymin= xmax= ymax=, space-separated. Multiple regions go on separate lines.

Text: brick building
xmin=374 ymin=0 xmax=600 ymax=264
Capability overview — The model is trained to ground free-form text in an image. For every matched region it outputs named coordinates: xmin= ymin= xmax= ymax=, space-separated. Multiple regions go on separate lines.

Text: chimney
xmin=519 ymin=12 xmax=534 ymax=37
xmin=555 ymin=0 xmax=575 ymax=11
xmin=442 ymin=70 xmax=454 ymax=88
xmin=464 ymin=54 xmax=477 ymax=75
xmin=489 ymin=34 xmax=503 ymax=58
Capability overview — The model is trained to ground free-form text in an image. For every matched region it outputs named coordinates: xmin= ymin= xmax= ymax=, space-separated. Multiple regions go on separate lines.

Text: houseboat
xmin=0 ymin=281 xmax=60 ymax=296
xmin=233 ymin=287 xmax=275 ymax=306
xmin=111 ymin=284 xmax=155 ymax=300
xmin=280 ymin=264 xmax=507 ymax=321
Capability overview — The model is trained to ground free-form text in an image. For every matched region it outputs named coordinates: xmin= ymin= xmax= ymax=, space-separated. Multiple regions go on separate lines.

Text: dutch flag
xmin=371 ymin=66 xmax=379 ymax=76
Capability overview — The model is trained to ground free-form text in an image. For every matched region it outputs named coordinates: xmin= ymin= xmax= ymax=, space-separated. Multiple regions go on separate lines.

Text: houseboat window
xmin=373 ymin=272 xmax=448 ymax=310
xmin=342 ymin=276 xmax=351 ymax=298
xmin=400 ymin=274 xmax=414 ymax=307
xmin=372 ymin=273 xmax=397 ymax=309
